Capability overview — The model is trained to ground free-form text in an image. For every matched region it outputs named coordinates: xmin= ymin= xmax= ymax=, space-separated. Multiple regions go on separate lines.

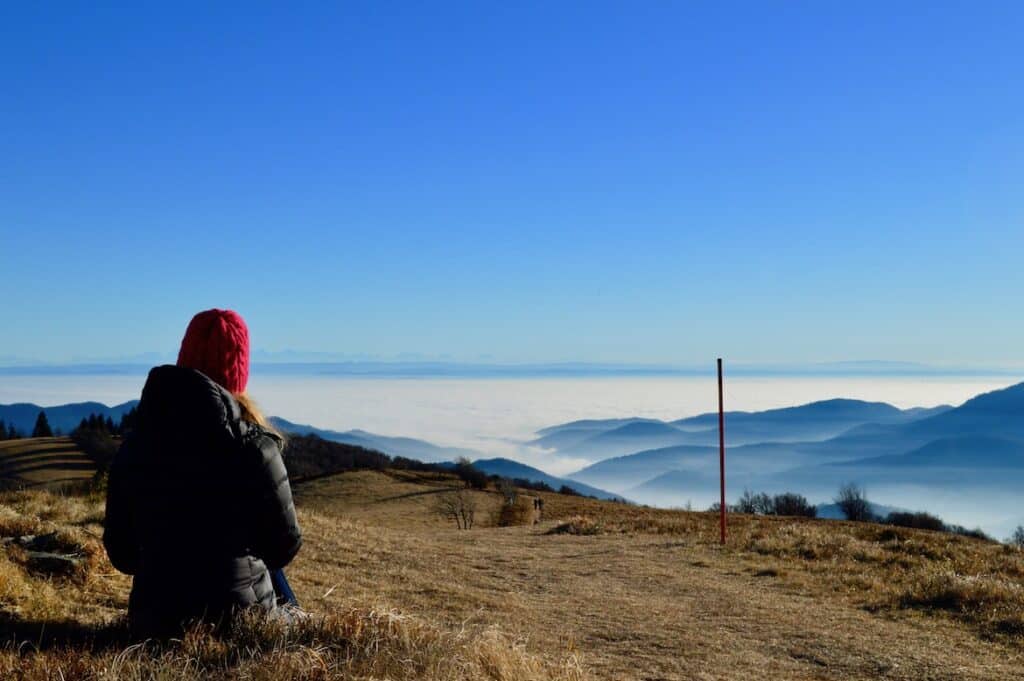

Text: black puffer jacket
xmin=103 ymin=365 xmax=302 ymax=638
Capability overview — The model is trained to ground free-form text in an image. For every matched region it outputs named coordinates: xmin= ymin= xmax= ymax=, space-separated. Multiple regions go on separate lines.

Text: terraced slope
xmin=0 ymin=437 xmax=96 ymax=490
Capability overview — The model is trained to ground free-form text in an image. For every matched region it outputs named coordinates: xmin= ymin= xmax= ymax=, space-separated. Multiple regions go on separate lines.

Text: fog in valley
xmin=2 ymin=373 xmax=1018 ymax=537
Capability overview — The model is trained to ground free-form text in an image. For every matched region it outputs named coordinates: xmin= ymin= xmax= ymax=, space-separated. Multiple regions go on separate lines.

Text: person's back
xmin=103 ymin=310 xmax=302 ymax=638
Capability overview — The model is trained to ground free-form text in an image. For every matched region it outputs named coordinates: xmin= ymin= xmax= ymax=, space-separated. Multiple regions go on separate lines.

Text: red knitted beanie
xmin=176 ymin=309 xmax=250 ymax=393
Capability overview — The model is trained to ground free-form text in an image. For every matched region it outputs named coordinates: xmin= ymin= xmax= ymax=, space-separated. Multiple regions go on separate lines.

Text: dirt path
xmin=291 ymin=511 xmax=1024 ymax=681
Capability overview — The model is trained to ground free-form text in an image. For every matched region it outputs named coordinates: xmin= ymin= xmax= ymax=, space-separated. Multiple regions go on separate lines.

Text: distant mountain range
xmin=465 ymin=458 xmax=623 ymax=501
xmin=627 ymin=469 xmax=703 ymax=499
xmin=536 ymin=399 xmax=953 ymax=461
xmin=555 ymin=382 xmax=1024 ymax=536
xmin=573 ymin=444 xmax=719 ymax=491
xmin=829 ymin=436 xmax=1024 ymax=469
xmin=670 ymin=400 xmax=951 ymax=445
xmin=0 ymin=401 xmax=138 ymax=435
xmin=269 ymin=417 xmax=482 ymax=463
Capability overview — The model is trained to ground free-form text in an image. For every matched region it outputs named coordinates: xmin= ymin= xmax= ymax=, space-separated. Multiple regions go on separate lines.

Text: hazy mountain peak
xmin=954 ymin=381 xmax=1024 ymax=413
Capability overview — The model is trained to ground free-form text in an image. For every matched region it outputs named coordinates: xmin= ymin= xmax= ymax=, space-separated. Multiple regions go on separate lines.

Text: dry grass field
xmin=1 ymin=462 xmax=1024 ymax=679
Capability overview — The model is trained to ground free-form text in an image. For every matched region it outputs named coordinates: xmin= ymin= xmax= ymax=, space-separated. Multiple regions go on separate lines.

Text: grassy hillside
xmin=0 ymin=482 xmax=584 ymax=680
xmin=2 ymin=465 xmax=1024 ymax=679
xmin=0 ymin=437 xmax=97 ymax=490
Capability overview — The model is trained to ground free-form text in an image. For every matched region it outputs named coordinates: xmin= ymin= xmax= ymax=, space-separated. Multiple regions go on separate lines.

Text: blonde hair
xmin=234 ymin=392 xmax=285 ymax=443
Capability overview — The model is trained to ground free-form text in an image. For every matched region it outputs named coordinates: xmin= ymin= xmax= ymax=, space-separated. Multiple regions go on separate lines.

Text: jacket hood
xmin=137 ymin=365 xmax=245 ymax=449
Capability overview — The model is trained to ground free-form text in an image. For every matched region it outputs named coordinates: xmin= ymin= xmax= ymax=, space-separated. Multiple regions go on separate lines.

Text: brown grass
xmin=495 ymin=496 xmax=538 ymax=527
xmin=0 ymin=486 xmax=586 ymax=680
xmin=0 ymin=608 xmax=586 ymax=681
xmin=287 ymin=472 xmax=1024 ymax=679
xmin=3 ymin=470 xmax=1024 ymax=679
xmin=535 ymin=492 xmax=1024 ymax=642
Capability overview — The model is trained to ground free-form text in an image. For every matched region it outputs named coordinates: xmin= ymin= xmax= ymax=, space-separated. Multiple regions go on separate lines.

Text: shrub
xmin=513 ymin=478 xmax=554 ymax=493
xmin=494 ymin=496 xmax=535 ymax=527
xmin=772 ymin=493 xmax=816 ymax=518
xmin=948 ymin=525 xmax=993 ymax=542
xmin=886 ymin=511 xmax=946 ymax=532
xmin=726 ymin=491 xmax=815 ymax=517
xmin=834 ymin=483 xmax=874 ymax=522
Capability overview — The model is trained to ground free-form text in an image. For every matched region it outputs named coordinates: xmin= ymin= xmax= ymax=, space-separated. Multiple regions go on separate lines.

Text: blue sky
xmin=2 ymin=2 xmax=1023 ymax=366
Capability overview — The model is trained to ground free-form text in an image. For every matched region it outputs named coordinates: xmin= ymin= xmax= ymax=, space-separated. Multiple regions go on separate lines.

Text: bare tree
xmin=435 ymin=488 xmax=477 ymax=530
xmin=452 ymin=457 xmax=488 ymax=489
xmin=497 ymin=477 xmax=517 ymax=507
xmin=772 ymin=492 xmax=816 ymax=518
xmin=735 ymin=489 xmax=774 ymax=515
xmin=1009 ymin=525 xmax=1024 ymax=547
xmin=834 ymin=483 xmax=874 ymax=522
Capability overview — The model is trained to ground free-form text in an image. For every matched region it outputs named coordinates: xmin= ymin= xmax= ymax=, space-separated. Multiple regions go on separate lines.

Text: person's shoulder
xmin=244 ymin=422 xmax=284 ymax=446
xmin=239 ymin=423 xmax=285 ymax=465
xmin=238 ymin=424 xmax=290 ymax=491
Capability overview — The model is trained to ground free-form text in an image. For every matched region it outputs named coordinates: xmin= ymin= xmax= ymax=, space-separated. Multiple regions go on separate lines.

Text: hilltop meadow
xmin=1 ymin=435 xmax=1024 ymax=679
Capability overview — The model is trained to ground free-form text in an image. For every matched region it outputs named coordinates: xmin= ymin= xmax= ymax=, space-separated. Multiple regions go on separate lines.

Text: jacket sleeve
xmin=103 ymin=438 xmax=141 ymax=575
xmin=245 ymin=434 xmax=303 ymax=569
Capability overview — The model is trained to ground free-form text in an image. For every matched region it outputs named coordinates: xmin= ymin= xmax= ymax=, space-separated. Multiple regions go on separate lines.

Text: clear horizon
xmin=2 ymin=357 xmax=1023 ymax=380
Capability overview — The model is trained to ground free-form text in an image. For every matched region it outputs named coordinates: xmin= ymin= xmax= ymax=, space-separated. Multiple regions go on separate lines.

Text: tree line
xmin=0 ymin=411 xmax=57 ymax=440
xmin=74 ymin=408 xmax=138 ymax=437
xmin=0 ymin=418 xmax=23 ymax=440
xmin=0 ymin=407 xmax=139 ymax=442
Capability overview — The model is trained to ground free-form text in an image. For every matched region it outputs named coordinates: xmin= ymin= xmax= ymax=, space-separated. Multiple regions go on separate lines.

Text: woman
xmin=103 ymin=309 xmax=302 ymax=638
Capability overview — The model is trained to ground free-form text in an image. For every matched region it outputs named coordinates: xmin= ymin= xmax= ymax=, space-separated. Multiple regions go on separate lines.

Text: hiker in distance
xmin=103 ymin=309 xmax=302 ymax=638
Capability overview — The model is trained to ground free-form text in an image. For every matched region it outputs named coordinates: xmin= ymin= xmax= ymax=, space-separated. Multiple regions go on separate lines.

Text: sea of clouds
xmin=1 ymin=373 xmax=1006 ymax=479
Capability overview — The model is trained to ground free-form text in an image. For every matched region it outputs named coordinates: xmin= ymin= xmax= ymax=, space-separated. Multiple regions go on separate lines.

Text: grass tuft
xmin=547 ymin=515 xmax=603 ymax=536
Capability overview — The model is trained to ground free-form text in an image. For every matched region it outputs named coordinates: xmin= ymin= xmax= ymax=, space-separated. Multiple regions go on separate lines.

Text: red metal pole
xmin=718 ymin=358 xmax=726 ymax=544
